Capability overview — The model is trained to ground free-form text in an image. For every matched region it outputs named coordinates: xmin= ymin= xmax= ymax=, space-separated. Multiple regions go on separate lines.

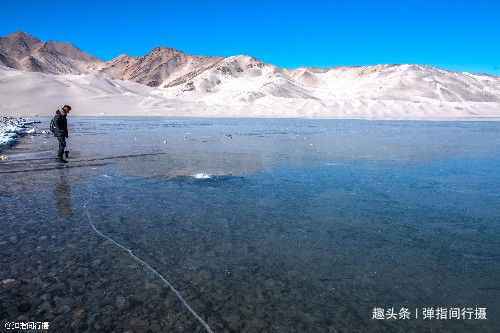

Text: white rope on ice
xmin=83 ymin=202 xmax=214 ymax=333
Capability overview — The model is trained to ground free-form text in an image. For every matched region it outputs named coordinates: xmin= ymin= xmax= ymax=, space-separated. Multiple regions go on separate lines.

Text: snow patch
xmin=0 ymin=117 xmax=38 ymax=151
xmin=192 ymin=173 xmax=212 ymax=179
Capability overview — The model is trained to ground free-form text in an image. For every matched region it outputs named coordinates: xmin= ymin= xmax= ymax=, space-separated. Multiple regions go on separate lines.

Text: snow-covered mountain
xmin=1 ymin=32 xmax=500 ymax=119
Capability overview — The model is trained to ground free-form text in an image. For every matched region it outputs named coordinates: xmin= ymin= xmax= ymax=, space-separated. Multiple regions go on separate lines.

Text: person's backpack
xmin=49 ymin=116 xmax=56 ymax=134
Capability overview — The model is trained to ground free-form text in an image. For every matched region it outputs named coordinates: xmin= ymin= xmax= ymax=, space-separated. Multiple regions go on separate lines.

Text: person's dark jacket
xmin=52 ymin=110 xmax=68 ymax=138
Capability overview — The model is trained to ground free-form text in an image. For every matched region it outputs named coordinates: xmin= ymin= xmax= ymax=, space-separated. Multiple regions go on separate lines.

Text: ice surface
xmin=1 ymin=118 xmax=500 ymax=332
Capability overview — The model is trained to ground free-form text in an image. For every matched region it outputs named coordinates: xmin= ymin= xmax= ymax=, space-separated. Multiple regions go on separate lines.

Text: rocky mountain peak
xmin=4 ymin=31 xmax=41 ymax=44
xmin=0 ymin=31 xmax=101 ymax=74
xmin=0 ymin=32 xmax=42 ymax=58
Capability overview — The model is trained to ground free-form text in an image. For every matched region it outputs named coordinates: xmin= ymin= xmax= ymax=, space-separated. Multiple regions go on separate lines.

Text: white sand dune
xmin=158 ymin=57 xmax=500 ymax=119
xmin=3 ymin=62 xmax=500 ymax=120
xmin=0 ymin=65 xmax=182 ymax=116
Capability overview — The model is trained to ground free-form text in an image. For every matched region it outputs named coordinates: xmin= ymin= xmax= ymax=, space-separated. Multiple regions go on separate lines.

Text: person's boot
xmin=64 ymin=151 xmax=69 ymax=159
xmin=57 ymin=155 xmax=68 ymax=163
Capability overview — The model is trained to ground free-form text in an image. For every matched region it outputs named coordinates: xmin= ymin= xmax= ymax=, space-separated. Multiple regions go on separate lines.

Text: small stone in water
xmin=116 ymin=296 xmax=129 ymax=310
xmin=2 ymin=278 xmax=17 ymax=288
xmin=18 ymin=302 xmax=32 ymax=313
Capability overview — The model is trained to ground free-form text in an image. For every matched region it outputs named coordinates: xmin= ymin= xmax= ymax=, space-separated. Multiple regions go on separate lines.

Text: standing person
xmin=50 ymin=105 xmax=71 ymax=163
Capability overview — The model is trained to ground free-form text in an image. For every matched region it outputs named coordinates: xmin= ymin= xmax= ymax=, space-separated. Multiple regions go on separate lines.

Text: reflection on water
xmin=54 ymin=169 xmax=73 ymax=218
xmin=1 ymin=118 xmax=500 ymax=332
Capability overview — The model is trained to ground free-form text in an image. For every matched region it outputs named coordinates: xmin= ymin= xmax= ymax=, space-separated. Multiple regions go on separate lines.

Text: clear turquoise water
xmin=1 ymin=118 xmax=499 ymax=332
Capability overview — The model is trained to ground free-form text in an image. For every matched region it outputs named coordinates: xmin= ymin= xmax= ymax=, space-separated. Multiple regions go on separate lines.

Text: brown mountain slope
xmin=0 ymin=32 xmax=101 ymax=74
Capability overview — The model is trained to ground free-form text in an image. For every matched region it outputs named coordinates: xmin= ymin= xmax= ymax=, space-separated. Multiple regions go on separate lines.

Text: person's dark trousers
xmin=57 ymin=136 xmax=66 ymax=159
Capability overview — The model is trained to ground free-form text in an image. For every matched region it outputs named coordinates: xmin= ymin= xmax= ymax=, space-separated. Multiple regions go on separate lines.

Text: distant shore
xmin=3 ymin=112 xmax=500 ymax=123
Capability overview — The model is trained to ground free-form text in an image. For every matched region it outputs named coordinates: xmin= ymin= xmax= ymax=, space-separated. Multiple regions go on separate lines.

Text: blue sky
xmin=2 ymin=0 xmax=499 ymax=75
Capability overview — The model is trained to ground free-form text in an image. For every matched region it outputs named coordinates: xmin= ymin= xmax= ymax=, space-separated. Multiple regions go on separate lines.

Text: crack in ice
xmin=83 ymin=201 xmax=214 ymax=333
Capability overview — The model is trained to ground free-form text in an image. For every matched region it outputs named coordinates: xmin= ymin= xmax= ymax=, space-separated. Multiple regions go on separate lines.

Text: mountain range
xmin=1 ymin=31 xmax=500 ymax=119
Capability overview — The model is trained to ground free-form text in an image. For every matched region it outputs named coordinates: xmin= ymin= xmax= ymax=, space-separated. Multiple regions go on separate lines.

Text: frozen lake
xmin=1 ymin=117 xmax=500 ymax=332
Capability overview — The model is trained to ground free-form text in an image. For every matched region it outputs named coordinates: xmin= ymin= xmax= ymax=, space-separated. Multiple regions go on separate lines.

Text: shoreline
xmin=3 ymin=114 xmax=500 ymax=122
xmin=0 ymin=116 xmax=41 ymax=153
